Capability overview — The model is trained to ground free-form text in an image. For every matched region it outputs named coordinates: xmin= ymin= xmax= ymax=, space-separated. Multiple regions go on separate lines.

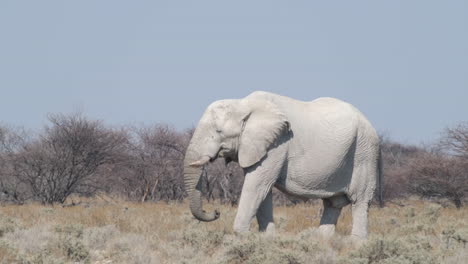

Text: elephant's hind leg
xmin=256 ymin=190 xmax=275 ymax=233
xmin=349 ymin=163 xmax=377 ymax=239
xmin=351 ymin=201 xmax=370 ymax=239
xmin=318 ymin=195 xmax=349 ymax=237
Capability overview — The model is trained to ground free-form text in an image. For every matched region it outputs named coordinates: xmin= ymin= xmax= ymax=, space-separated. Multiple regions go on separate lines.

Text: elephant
xmin=184 ymin=91 xmax=381 ymax=239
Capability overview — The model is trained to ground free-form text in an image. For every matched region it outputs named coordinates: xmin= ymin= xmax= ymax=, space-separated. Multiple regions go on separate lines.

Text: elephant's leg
xmin=351 ymin=201 xmax=370 ymax=239
xmin=233 ymin=152 xmax=285 ymax=233
xmin=348 ymin=157 xmax=378 ymax=239
xmin=233 ymin=137 xmax=287 ymax=233
xmin=318 ymin=198 xmax=342 ymax=237
xmin=256 ymin=190 xmax=275 ymax=233
xmin=233 ymin=171 xmax=277 ymax=233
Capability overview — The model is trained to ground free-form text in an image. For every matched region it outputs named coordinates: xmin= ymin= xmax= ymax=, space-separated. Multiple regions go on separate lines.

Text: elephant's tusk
xmin=189 ymin=156 xmax=211 ymax=167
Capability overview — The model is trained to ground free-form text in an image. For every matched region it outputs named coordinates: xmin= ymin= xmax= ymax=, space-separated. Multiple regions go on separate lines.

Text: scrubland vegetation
xmin=0 ymin=199 xmax=467 ymax=263
xmin=0 ymin=113 xmax=467 ymax=263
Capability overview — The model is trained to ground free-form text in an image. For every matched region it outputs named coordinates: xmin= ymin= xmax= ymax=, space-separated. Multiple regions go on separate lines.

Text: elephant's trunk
xmin=184 ymin=148 xmax=220 ymax=222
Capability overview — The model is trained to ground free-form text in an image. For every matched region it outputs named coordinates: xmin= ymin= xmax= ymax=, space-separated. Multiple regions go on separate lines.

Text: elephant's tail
xmin=377 ymin=149 xmax=384 ymax=208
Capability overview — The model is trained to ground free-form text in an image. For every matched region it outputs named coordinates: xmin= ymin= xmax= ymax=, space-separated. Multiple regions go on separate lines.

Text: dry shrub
xmin=0 ymin=199 xmax=466 ymax=264
xmin=340 ymin=236 xmax=437 ymax=264
xmin=55 ymin=224 xmax=90 ymax=263
xmin=0 ymin=217 xmax=20 ymax=238
xmin=0 ymin=242 xmax=17 ymax=264
xmin=181 ymin=229 xmax=226 ymax=251
xmin=83 ymin=225 xmax=120 ymax=251
xmin=441 ymin=226 xmax=468 ymax=250
xmin=218 ymin=232 xmax=335 ymax=264
xmin=3 ymin=224 xmax=63 ymax=263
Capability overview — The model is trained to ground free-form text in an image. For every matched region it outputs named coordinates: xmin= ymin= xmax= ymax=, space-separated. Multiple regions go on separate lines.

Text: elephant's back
xmin=301 ymin=97 xmax=360 ymax=139
xmin=307 ymin=97 xmax=379 ymax=151
xmin=307 ymin=97 xmax=356 ymax=114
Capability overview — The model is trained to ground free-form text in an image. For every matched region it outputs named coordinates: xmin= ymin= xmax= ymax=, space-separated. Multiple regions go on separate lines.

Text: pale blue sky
xmin=0 ymin=1 xmax=467 ymax=144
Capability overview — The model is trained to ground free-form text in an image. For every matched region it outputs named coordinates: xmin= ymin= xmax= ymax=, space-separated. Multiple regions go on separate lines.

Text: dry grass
xmin=0 ymin=198 xmax=467 ymax=263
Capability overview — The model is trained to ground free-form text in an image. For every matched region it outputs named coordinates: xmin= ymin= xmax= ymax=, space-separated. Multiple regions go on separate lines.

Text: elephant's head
xmin=184 ymin=97 xmax=289 ymax=222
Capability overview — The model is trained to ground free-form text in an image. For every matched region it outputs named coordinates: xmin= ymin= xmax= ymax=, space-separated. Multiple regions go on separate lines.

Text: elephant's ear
xmin=238 ymin=99 xmax=289 ymax=168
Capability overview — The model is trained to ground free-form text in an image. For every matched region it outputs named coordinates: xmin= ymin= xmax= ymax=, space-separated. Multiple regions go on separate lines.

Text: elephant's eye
xmin=216 ymin=129 xmax=222 ymax=134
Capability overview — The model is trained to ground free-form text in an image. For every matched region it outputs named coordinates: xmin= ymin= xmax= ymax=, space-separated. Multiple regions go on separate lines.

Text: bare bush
xmin=409 ymin=151 xmax=468 ymax=209
xmin=380 ymin=136 xmax=423 ymax=200
xmin=0 ymin=126 xmax=30 ymax=203
xmin=114 ymin=124 xmax=187 ymax=202
xmin=407 ymin=123 xmax=468 ymax=208
xmin=440 ymin=122 xmax=468 ymax=158
xmin=10 ymin=113 xmax=127 ymax=204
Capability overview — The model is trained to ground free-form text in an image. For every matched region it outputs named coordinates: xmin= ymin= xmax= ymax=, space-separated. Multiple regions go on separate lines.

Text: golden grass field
xmin=0 ymin=198 xmax=467 ymax=264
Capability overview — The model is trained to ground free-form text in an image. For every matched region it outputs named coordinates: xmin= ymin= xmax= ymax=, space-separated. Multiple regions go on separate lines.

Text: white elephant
xmin=184 ymin=91 xmax=381 ymax=239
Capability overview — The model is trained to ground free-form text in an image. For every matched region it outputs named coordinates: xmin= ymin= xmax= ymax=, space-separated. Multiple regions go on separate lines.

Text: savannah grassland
xmin=0 ymin=198 xmax=467 ymax=264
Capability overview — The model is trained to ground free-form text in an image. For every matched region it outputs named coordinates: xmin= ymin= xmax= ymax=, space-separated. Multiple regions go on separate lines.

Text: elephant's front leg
xmin=256 ymin=190 xmax=275 ymax=233
xmin=233 ymin=163 xmax=282 ymax=233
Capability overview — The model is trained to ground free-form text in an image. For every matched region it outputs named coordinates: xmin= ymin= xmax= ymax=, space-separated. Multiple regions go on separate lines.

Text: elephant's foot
xmin=233 ymin=226 xmax=250 ymax=234
xmin=318 ymin=198 xmax=341 ymax=239
xmin=350 ymin=234 xmax=367 ymax=247
xmin=233 ymin=219 xmax=251 ymax=234
xmin=234 ymin=222 xmax=276 ymax=235
xmin=261 ymin=222 xmax=276 ymax=236
xmin=350 ymin=202 xmax=369 ymax=240
xmin=318 ymin=224 xmax=336 ymax=238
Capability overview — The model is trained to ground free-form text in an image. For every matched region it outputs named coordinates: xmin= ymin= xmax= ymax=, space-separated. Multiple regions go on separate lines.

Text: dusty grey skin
xmin=184 ymin=91 xmax=381 ymax=239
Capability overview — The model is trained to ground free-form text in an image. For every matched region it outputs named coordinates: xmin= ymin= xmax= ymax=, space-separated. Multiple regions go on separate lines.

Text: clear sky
xmin=0 ymin=1 xmax=467 ymax=144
